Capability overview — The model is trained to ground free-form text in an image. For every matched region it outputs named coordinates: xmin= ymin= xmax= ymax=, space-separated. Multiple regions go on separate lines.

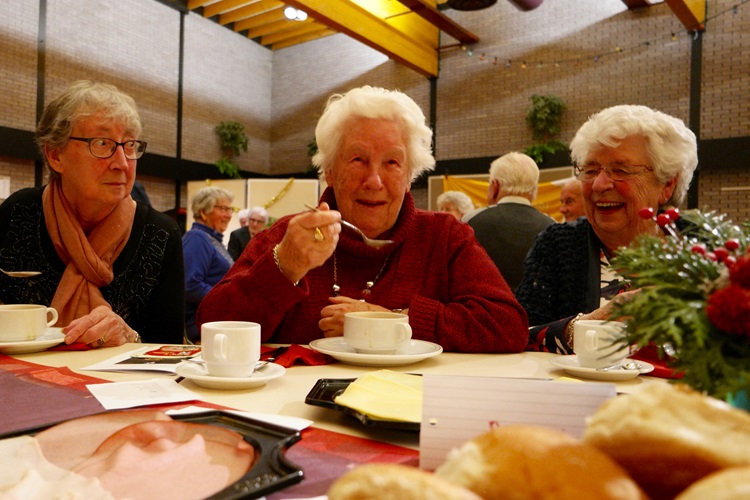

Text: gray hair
xmin=190 ymin=186 xmax=234 ymax=220
xmin=570 ymin=105 xmax=697 ymax=207
xmin=489 ymin=152 xmax=540 ymax=199
xmin=437 ymin=191 xmax=474 ymax=215
xmin=249 ymin=206 xmax=269 ymax=221
xmin=312 ymin=86 xmax=435 ymax=183
xmin=36 ymin=80 xmax=142 ymax=181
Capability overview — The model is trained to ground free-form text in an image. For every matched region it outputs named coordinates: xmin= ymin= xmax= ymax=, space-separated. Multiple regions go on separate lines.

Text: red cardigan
xmin=197 ymin=190 xmax=528 ymax=353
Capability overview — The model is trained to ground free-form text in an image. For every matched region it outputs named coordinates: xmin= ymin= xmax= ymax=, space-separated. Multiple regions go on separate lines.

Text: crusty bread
xmin=583 ymin=383 xmax=750 ymax=499
xmin=434 ymin=424 xmax=645 ymax=500
xmin=327 ymin=463 xmax=480 ymax=500
xmin=675 ymin=466 xmax=750 ymax=500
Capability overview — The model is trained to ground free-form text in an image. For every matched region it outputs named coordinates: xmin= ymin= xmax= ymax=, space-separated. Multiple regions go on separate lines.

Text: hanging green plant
xmin=523 ymin=94 xmax=568 ymax=164
xmin=213 ymin=121 xmax=248 ymax=178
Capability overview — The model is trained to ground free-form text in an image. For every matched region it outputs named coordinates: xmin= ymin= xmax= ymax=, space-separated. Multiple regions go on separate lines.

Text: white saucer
xmin=309 ymin=337 xmax=443 ymax=367
xmin=550 ymin=355 xmax=654 ymax=381
xmin=0 ymin=328 xmax=65 ymax=354
xmin=174 ymin=361 xmax=285 ymax=390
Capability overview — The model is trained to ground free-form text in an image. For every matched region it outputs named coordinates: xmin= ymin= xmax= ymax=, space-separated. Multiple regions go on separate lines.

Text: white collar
xmin=497 ymin=196 xmax=532 ymax=206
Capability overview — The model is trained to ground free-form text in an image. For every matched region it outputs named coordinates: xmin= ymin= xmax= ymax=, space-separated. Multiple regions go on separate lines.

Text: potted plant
xmin=214 ymin=121 xmax=249 ymax=178
xmin=524 ymin=94 xmax=568 ymax=165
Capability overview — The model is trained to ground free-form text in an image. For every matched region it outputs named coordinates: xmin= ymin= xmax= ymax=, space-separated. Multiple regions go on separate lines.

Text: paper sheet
xmin=86 ymin=378 xmax=201 ymax=410
xmin=81 ymin=347 xmax=194 ymax=374
xmin=419 ymin=375 xmax=616 ymax=470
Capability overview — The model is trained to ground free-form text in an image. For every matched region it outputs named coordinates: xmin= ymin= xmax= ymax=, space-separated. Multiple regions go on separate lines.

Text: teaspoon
xmin=1 ymin=268 xmax=41 ymax=278
xmin=304 ymin=204 xmax=393 ymax=248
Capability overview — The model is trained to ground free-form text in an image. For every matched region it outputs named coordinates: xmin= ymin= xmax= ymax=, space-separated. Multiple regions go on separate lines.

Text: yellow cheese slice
xmin=333 ymin=370 xmax=422 ymax=422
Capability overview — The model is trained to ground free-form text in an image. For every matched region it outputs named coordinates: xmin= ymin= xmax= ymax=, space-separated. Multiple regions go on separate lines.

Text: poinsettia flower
xmin=706 ymin=284 xmax=750 ymax=338
xmin=729 ymin=255 xmax=750 ymax=288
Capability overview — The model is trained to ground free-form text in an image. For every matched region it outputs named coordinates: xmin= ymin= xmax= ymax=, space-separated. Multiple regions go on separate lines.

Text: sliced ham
xmin=72 ymin=420 xmax=255 ymax=500
xmin=36 ymin=409 xmax=172 ymax=470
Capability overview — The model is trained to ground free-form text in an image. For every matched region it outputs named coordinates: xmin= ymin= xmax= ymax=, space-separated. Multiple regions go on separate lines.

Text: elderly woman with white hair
xmin=517 ymin=104 xmax=698 ymax=353
xmin=183 ymin=186 xmax=235 ymax=342
xmin=437 ymin=191 xmax=474 ymax=220
xmin=198 ymin=86 xmax=528 ymax=352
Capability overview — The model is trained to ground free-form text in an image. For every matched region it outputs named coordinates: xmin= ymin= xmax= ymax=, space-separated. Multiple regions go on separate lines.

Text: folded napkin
xmin=261 ymin=344 xmax=332 ymax=367
xmin=49 ymin=342 xmax=91 ymax=351
xmin=630 ymin=345 xmax=684 ymax=379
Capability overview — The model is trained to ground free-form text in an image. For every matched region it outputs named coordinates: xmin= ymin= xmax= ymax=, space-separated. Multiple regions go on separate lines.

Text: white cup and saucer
xmin=0 ymin=304 xmax=65 ymax=354
xmin=308 ymin=311 xmax=443 ymax=367
xmin=550 ymin=320 xmax=654 ymax=381
xmin=175 ymin=321 xmax=284 ymax=390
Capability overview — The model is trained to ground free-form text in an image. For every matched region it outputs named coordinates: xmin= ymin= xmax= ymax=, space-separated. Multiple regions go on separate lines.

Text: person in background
xmin=465 ymin=152 xmax=556 ymax=291
xmin=197 ymin=86 xmax=528 ymax=353
xmin=559 ymin=178 xmax=585 ymax=222
xmin=228 ymin=206 xmax=269 ymax=261
xmin=0 ymin=80 xmax=184 ymax=347
xmin=183 ymin=186 xmax=235 ymax=342
xmin=237 ymin=208 xmax=250 ymax=228
xmin=517 ymin=105 xmax=697 ymax=353
xmin=130 ymin=179 xmax=151 ymax=207
xmin=436 ymin=190 xmax=474 ymax=221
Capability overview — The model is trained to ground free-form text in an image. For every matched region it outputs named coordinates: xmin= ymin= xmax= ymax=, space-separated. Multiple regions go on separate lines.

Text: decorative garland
xmin=262 ymin=178 xmax=295 ymax=209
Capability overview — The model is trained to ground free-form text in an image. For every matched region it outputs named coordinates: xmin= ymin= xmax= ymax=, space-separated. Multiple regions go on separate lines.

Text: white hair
xmin=489 ymin=152 xmax=540 ymax=199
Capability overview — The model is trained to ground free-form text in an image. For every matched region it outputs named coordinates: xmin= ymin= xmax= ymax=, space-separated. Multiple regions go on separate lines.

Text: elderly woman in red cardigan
xmin=197 ymin=86 xmax=527 ymax=353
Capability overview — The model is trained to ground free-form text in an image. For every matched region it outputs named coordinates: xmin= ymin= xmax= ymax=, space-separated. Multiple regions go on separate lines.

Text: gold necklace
xmin=332 ymin=251 xmax=391 ymax=301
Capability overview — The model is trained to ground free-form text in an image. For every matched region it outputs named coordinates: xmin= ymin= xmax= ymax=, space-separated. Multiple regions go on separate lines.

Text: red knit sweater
xmin=197 ymin=190 xmax=528 ymax=353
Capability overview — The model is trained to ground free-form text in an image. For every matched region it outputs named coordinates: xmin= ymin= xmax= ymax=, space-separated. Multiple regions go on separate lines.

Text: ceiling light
xmin=284 ymin=6 xmax=307 ymax=21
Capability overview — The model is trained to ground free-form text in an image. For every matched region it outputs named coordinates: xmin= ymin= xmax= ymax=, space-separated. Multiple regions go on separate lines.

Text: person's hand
xmin=63 ymin=306 xmax=138 ymax=348
xmin=319 ymin=296 xmax=394 ymax=337
xmin=579 ymin=288 xmax=642 ymax=322
xmin=274 ymin=202 xmax=341 ymax=284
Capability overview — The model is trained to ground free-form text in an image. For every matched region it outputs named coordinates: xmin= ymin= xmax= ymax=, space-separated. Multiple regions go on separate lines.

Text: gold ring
xmin=314 ymin=227 xmax=325 ymax=242
xmin=96 ymin=336 xmax=105 ymax=348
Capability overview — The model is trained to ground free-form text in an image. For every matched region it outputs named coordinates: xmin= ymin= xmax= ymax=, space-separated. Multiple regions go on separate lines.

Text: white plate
xmin=0 ymin=328 xmax=65 ymax=354
xmin=174 ymin=361 xmax=285 ymax=390
xmin=550 ymin=355 xmax=654 ymax=381
xmin=308 ymin=337 xmax=443 ymax=367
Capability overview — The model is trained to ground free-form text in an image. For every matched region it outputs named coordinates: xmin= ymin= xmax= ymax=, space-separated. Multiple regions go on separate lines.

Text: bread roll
xmin=434 ymin=424 xmax=645 ymax=499
xmin=584 ymin=383 xmax=750 ymax=499
xmin=327 ymin=463 xmax=480 ymax=500
xmin=676 ymin=466 xmax=750 ymax=500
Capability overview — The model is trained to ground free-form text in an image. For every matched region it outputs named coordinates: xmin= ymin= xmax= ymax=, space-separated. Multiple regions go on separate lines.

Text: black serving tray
xmin=305 ymin=378 xmax=420 ymax=432
xmin=0 ymin=410 xmax=303 ymax=500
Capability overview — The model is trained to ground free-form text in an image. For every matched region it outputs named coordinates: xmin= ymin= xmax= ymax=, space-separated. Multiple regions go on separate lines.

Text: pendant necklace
xmin=332 ymin=251 xmax=391 ymax=301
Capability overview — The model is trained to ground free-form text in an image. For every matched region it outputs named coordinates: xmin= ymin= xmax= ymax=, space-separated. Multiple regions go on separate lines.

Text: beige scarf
xmin=42 ymin=180 xmax=135 ymax=326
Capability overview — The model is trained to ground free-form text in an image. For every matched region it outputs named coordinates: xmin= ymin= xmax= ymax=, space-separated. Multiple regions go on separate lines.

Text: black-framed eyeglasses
xmin=68 ymin=137 xmax=147 ymax=160
xmin=214 ymin=204 xmax=239 ymax=214
xmin=574 ymin=163 xmax=653 ymax=183
xmin=248 ymin=218 xmax=266 ymax=224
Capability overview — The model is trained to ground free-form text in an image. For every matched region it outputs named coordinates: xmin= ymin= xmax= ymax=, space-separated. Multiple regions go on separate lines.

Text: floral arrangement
xmin=611 ymin=208 xmax=750 ymax=404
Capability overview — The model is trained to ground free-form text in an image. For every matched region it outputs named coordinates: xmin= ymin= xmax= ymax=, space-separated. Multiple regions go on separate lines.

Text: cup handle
xmin=396 ymin=323 xmax=412 ymax=343
xmin=585 ymin=329 xmax=597 ymax=350
xmin=213 ymin=333 xmax=228 ymax=362
xmin=46 ymin=307 xmax=58 ymax=328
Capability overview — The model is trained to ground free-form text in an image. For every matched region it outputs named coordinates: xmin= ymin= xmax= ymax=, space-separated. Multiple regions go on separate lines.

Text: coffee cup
xmin=200 ymin=321 xmax=260 ymax=378
xmin=0 ymin=304 xmax=58 ymax=342
xmin=343 ymin=311 xmax=412 ymax=354
xmin=573 ymin=320 xmax=629 ymax=369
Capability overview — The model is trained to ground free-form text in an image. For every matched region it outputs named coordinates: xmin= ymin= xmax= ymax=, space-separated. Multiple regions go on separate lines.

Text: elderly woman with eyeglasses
xmin=0 ymin=80 xmax=185 ymax=347
xmin=517 ymin=105 xmax=698 ymax=353
xmin=197 ymin=86 xmax=528 ymax=352
xmin=182 ymin=186 xmax=236 ymax=342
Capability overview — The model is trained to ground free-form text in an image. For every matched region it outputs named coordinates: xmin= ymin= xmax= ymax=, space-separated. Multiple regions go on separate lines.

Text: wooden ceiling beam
xmin=664 ymin=0 xmax=706 ymax=31
xmin=233 ymin=8 xmax=286 ymax=31
xmin=271 ymin=29 xmax=337 ymax=50
xmin=285 ymin=0 xmax=439 ymax=77
xmin=262 ymin=22 xmax=326 ymax=45
xmin=203 ymin=0 xmax=256 ymax=18
xmin=396 ymin=0 xmax=479 ymax=44
xmin=217 ymin=0 xmax=282 ymax=24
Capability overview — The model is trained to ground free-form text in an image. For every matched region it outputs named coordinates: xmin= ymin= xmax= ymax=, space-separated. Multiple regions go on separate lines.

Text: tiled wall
xmin=0 ymin=0 xmax=748 ymax=220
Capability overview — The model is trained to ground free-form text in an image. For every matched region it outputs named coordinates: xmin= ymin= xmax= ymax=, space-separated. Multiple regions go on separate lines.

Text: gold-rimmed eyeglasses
xmin=574 ymin=163 xmax=653 ymax=183
xmin=214 ymin=204 xmax=239 ymax=214
xmin=69 ymin=137 xmax=147 ymax=160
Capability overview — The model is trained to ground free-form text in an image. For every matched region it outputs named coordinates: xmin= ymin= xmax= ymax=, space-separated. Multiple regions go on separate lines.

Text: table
xmin=12 ymin=344 xmax=665 ymax=449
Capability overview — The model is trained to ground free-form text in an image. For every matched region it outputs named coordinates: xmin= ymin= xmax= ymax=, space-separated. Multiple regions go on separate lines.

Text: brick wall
xmin=0 ymin=0 xmax=748 ymax=220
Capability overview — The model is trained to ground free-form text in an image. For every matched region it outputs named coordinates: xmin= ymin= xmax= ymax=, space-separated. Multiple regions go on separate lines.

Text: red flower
xmin=729 ymin=255 xmax=750 ymax=288
xmin=706 ymin=285 xmax=750 ymax=337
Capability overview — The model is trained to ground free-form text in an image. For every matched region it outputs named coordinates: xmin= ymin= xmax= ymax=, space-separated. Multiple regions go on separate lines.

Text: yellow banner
xmin=442 ymin=175 xmax=566 ymax=222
